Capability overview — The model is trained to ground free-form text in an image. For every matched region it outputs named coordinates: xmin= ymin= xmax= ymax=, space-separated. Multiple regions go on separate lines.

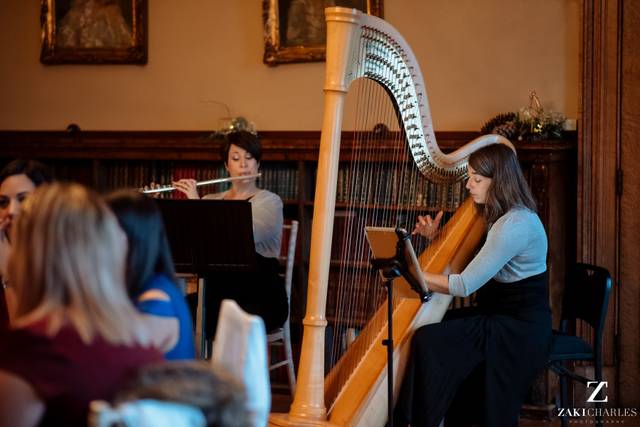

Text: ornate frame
xmin=263 ymin=0 xmax=383 ymax=66
xmin=40 ymin=0 xmax=148 ymax=65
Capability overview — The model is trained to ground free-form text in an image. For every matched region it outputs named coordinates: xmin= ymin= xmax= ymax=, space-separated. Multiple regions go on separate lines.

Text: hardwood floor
xmin=270 ymin=392 xmax=640 ymax=426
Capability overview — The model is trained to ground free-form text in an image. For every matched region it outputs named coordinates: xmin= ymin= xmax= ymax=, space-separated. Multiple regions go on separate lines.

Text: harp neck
xmin=324 ymin=7 xmax=512 ymax=182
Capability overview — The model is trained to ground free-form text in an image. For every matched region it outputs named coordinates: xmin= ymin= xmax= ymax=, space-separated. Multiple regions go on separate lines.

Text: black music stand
xmin=157 ymin=199 xmax=256 ymax=358
xmin=365 ymin=227 xmax=431 ymax=427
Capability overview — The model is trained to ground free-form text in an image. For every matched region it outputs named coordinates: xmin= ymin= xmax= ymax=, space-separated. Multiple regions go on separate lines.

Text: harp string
xmin=332 ymin=76 xmax=382 ymax=372
xmin=325 ymin=25 xmax=477 ymax=408
xmin=329 ymin=72 xmax=424 ymax=390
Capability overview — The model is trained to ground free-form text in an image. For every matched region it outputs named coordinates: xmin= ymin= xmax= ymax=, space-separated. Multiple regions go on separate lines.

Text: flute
xmin=141 ymin=173 xmax=262 ymax=194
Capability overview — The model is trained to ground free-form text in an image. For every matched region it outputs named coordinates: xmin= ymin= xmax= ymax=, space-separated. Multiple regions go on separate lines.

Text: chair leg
xmin=283 ymin=322 xmax=296 ymax=396
xmin=594 ymin=363 xmax=604 ymax=427
xmin=594 ymin=400 xmax=604 ymax=427
xmin=560 ymin=373 xmax=568 ymax=427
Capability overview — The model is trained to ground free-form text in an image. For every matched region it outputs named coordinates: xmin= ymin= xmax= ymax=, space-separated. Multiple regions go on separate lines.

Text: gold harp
xmin=270 ymin=7 xmax=512 ymax=427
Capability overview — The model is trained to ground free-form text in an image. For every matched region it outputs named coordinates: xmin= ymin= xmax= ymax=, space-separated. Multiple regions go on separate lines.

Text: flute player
xmin=173 ymin=131 xmax=289 ymax=341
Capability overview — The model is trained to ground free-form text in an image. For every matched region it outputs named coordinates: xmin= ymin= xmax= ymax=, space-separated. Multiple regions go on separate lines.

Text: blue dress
xmin=136 ymin=274 xmax=195 ymax=360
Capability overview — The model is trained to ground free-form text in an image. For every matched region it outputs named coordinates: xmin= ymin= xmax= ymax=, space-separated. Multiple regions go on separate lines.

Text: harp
xmin=270 ymin=7 xmax=512 ymax=427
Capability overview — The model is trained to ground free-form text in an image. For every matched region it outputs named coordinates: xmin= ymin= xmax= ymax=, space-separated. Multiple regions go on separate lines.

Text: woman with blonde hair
xmin=0 ymin=183 xmax=162 ymax=427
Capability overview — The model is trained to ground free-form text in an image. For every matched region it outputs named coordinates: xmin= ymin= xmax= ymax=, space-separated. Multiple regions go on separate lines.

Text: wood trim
xmin=579 ymin=0 xmax=624 ymax=402
xmin=579 ymin=1 xmax=620 ymax=269
xmin=618 ymin=0 xmax=640 ymax=406
xmin=0 ymin=130 xmax=574 ymax=162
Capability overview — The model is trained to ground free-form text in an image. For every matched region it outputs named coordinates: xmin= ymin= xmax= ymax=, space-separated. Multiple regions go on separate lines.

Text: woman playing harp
xmin=270 ymin=6 xmax=533 ymax=427
xmin=396 ymin=143 xmax=551 ymax=427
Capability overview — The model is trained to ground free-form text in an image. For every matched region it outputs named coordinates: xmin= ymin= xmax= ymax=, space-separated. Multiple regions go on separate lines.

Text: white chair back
xmin=268 ymin=220 xmax=298 ymax=394
xmin=281 ymin=220 xmax=299 ymax=302
xmin=212 ymin=299 xmax=270 ymax=427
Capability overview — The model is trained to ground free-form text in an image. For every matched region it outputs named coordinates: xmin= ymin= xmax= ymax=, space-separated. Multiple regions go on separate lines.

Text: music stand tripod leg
xmin=370 ymin=258 xmax=402 ymax=427
xmin=383 ymin=276 xmax=396 ymax=427
xmin=195 ymin=276 xmax=207 ymax=359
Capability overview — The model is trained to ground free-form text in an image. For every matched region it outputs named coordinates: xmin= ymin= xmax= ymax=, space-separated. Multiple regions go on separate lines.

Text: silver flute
xmin=141 ymin=173 xmax=262 ymax=194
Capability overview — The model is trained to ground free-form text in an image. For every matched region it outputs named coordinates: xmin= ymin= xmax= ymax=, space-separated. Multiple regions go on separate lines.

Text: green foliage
xmin=481 ymin=92 xmax=566 ymax=142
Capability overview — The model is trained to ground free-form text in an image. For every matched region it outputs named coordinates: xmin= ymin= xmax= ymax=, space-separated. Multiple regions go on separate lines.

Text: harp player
xmin=395 ymin=143 xmax=551 ymax=427
xmin=172 ymin=131 xmax=288 ymax=339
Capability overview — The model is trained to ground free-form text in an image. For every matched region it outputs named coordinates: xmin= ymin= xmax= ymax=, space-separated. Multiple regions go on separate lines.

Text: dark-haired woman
xmin=0 ymin=159 xmax=52 ymax=329
xmin=395 ymin=143 xmax=551 ymax=427
xmin=173 ymin=131 xmax=288 ymax=339
xmin=106 ymin=190 xmax=196 ymax=360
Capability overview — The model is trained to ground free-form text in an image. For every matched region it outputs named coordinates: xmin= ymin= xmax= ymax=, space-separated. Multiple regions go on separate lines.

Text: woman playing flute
xmin=173 ymin=131 xmax=288 ymax=339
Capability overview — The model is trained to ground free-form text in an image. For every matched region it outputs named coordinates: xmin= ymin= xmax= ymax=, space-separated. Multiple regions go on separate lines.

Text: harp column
xmin=288 ymin=8 xmax=361 ymax=423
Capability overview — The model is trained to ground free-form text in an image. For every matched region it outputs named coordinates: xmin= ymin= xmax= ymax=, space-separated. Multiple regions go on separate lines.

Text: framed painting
xmin=263 ymin=0 xmax=383 ymax=66
xmin=40 ymin=0 xmax=148 ymax=65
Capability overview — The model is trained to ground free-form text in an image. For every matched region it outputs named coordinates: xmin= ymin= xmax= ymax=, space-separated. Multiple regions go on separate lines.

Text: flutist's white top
xmin=203 ymin=189 xmax=283 ymax=259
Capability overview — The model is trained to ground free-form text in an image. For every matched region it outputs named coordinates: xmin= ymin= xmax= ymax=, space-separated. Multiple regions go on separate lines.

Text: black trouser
xmin=394 ymin=272 xmax=551 ymax=427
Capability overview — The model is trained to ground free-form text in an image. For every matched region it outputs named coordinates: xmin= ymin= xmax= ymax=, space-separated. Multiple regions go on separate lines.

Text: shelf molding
xmin=0 ymin=130 xmax=575 ymax=162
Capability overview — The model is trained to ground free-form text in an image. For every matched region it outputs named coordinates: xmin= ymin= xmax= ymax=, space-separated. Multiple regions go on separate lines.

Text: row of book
xmin=257 ymin=164 xmax=299 ymax=201
xmin=331 ymin=163 xmax=468 ymax=211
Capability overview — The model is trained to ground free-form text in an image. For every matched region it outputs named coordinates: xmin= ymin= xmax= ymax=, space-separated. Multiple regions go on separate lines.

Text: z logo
xmin=586 ymin=381 xmax=608 ymax=403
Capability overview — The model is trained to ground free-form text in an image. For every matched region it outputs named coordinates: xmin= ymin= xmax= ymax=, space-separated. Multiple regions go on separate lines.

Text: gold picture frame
xmin=263 ymin=0 xmax=383 ymax=66
xmin=40 ymin=0 xmax=148 ymax=65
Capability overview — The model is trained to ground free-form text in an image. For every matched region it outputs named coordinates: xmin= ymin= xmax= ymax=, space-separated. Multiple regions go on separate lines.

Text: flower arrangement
xmin=218 ymin=116 xmax=257 ymax=135
xmin=481 ymin=91 xmax=566 ymax=142
xmin=206 ymin=116 xmax=258 ymax=142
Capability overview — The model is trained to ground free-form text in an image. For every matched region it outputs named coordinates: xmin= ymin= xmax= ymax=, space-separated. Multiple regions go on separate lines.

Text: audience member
xmin=0 ymin=183 xmax=163 ymax=427
xmin=0 ymin=159 xmax=52 ymax=329
xmin=106 ymin=190 xmax=196 ymax=360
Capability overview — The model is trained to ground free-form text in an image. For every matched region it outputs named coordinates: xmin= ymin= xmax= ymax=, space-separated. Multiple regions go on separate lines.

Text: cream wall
xmin=0 ymin=0 xmax=579 ymax=131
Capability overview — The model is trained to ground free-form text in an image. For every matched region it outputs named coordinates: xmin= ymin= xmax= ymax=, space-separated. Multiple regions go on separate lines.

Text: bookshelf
xmin=0 ymin=130 xmax=576 ymax=355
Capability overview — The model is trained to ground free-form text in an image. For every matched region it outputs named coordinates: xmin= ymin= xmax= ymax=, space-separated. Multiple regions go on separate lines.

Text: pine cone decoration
xmin=481 ymin=112 xmax=518 ymax=134
xmin=493 ymin=122 xmax=518 ymax=140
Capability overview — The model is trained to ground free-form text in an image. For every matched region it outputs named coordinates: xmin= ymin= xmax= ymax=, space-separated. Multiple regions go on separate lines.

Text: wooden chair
xmin=548 ymin=263 xmax=613 ymax=427
xmin=267 ymin=220 xmax=298 ymax=395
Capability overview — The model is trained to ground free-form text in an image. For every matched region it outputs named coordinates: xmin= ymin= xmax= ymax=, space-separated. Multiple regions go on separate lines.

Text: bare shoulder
xmin=138 ymin=289 xmax=171 ymax=302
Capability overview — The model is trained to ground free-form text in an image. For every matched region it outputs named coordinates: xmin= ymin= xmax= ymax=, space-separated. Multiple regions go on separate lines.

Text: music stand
xmin=365 ymin=226 xmax=431 ymax=427
xmin=157 ymin=199 xmax=256 ymax=357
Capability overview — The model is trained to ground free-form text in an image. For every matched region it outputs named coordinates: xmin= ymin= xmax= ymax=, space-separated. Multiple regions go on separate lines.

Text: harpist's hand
xmin=172 ymin=179 xmax=199 ymax=199
xmin=412 ymin=210 xmax=443 ymax=240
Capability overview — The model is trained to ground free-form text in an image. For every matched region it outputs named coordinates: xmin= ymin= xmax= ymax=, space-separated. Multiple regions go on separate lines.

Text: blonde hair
xmin=8 ymin=183 xmax=150 ymax=347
